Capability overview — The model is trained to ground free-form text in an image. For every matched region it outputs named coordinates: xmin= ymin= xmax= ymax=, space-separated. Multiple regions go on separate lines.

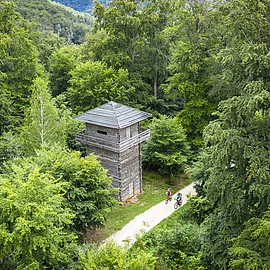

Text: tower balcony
xmin=76 ymin=128 xmax=150 ymax=153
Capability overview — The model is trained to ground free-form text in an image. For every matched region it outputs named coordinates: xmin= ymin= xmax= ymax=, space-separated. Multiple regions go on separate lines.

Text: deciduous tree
xmin=164 ymin=0 xmax=219 ymax=148
xmin=0 ymin=164 xmax=78 ymax=269
xmin=32 ymin=147 xmax=118 ymax=234
xmin=77 ymin=240 xmax=157 ymax=270
xmin=142 ymin=115 xmax=190 ymax=176
xmin=49 ymin=45 xmax=79 ymax=97
xmin=67 ymin=61 xmax=134 ymax=114
xmin=0 ymin=0 xmax=39 ymax=128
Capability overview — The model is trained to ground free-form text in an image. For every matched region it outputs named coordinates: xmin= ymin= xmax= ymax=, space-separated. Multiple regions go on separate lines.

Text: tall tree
xmin=89 ymin=0 xmax=142 ymax=71
xmin=83 ymin=0 xmax=154 ymax=107
xmin=20 ymin=77 xmax=66 ymax=155
xmin=67 ymin=61 xmax=134 ymax=114
xmin=140 ymin=0 xmax=172 ymax=99
xmin=164 ymin=0 xmax=219 ymax=148
xmin=192 ymin=0 xmax=270 ymax=268
xmin=0 ymin=0 xmax=39 ymax=131
xmin=49 ymin=45 xmax=79 ymax=97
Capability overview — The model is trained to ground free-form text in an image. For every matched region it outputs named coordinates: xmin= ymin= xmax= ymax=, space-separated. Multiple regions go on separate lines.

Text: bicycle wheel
xmin=165 ymin=198 xmax=168 ymax=204
xmin=174 ymin=202 xmax=179 ymax=209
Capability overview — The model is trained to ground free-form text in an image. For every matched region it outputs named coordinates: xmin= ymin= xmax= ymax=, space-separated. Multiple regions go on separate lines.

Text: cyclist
xmin=175 ymin=192 xmax=182 ymax=203
xmin=166 ymin=188 xmax=172 ymax=201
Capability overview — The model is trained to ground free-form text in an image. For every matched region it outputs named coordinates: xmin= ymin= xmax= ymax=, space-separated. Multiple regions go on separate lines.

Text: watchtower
xmin=74 ymin=101 xmax=152 ymax=201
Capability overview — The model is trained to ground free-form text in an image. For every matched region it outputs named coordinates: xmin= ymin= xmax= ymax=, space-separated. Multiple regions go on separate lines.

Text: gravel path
xmin=108 ymin=183 xmax=196 ymax=247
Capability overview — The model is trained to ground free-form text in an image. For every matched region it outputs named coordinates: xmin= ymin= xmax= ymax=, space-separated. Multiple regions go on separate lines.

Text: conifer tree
xmin=192 ymin=1 xmax=270 ymax=268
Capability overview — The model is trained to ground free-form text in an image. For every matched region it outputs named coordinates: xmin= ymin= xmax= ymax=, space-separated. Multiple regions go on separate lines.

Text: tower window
xmin=97 ymin=130 xmax=107 ymax=135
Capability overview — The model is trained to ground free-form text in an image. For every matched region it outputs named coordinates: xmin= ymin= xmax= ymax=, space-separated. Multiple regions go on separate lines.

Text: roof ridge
xmin=111 ymin=102 xmax=121 ymax=129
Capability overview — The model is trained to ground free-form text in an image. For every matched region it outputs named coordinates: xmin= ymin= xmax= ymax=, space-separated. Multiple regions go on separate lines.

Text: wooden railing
xmin=76 ymin=128 xmax=150 ymax=153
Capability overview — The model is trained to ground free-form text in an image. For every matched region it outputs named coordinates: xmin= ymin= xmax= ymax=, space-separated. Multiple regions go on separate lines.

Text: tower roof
xmin=74 ymin=101 xmax=152 ymax=129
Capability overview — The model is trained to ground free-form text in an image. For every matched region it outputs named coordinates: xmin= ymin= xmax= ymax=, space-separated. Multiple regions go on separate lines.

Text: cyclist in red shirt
xmin=166 ymin=188 xmax=172 ymax=201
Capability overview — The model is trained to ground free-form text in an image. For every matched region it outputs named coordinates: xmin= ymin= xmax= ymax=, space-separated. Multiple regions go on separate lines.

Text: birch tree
xmin=20 ymin=77 xmax=66 ymax=155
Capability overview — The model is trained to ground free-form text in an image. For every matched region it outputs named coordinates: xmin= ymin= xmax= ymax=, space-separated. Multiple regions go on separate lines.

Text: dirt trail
xmin=107 ymin=183 xmax=196 ymax=247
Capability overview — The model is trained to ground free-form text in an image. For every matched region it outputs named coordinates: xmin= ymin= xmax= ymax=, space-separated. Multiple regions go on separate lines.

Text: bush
xmin=75 ymin=240 xmax=157 ymax=270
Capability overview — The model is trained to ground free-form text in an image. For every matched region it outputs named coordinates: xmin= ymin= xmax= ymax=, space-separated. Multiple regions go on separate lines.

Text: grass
xmin=86 ymin=170 xmax=192 ymax=243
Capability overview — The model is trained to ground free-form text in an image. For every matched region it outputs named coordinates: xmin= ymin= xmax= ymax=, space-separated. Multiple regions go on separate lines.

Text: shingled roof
xmin=74 ymin=101 xmax=152 ymax=129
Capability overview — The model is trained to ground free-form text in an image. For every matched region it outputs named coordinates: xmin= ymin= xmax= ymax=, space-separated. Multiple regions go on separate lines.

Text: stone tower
xmin=74 ymin=101 xmax=152 ymax=201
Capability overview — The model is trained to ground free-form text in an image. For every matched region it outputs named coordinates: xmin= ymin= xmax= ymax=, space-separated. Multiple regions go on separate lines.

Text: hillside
xmin=14 ymin=0 xmax=94 ymax=44
xmin=51 ymin=0 xmax=107 ymax=14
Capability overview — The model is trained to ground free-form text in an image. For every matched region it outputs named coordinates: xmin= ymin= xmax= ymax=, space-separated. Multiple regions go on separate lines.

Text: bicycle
xmin=174 ymin=198 xmax=182 ymax=209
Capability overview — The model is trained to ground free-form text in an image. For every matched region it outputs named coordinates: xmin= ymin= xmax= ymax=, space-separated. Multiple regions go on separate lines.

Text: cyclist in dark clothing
xmin=175 ymin=192 xmax=182 ymax=203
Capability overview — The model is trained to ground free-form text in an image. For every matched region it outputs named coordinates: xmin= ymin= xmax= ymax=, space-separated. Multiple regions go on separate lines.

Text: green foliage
xmin=53 ymin=94 xmax=86 ymax=153
xmin=1 ymin=0 xmax=270 ymax=268
xmin=0 ymin=0 xmax=39 ymax=129
xmin=91 ymin=0 xmax=142 ymax=70
xmin=31 ymin=28 xmax=66 ymax=71
xmin=201 ymin=211 xmax=238 ymax=270
xmin=0 ymin=164 xmax=78 ymax=269
xmin=32 ymin=147 xmax=118 ymax=234
xmin=142 ymin=115 xmax=190 ymax=176
xmin=76 ymin=240 xmax=157 ymax=270
xmin=0 ymin=131 xmax=22 ymax=167
xmin=182 ymin=195 xmax=213 ymax=225
xmin=49 ymin=45 xmax=80 ymax=96
xmin=14 ymin=0 xmax=94 ymax=44
xmin=135 ymin=223 xmax=204 ymax=270
xmin=163 ymin=1 xmax=219 ymax=148
xmin=20 ymin=77 xmax=66 ymax=156
xmin=1 ymin=146 xmax=117 ymax=237
xmin=189 ymin=1 xmax=270 ymax=268
xmin=200 ymin=93 xmax=270 ymax=268
xmin=188 ymin=151 xmax=211 ymax=197
xmin=229 ymin=211 xmax=270 ymax=270
xmin=67 ymin=61 xmax=134 ymax=114
xmin=139 ymin=0 xmax=172 ymax=99
xmin=85 ymin=0 xmax=160 ymax=107
xmin=0 ymin=87 xmax=13 ymax=136
xmin=202 ymin=1 xmax=270 ymax=220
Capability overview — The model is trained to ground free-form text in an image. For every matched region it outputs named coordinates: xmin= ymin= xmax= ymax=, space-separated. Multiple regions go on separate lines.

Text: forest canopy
xmin=0 ymin=0 xmax=269 ymax=269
